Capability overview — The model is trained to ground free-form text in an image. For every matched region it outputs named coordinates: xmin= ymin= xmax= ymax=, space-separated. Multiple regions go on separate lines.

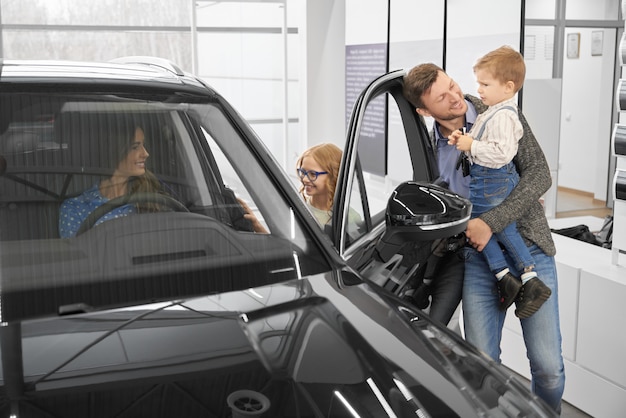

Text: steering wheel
xmin=76 ymin=192 xmax=189 ymax=236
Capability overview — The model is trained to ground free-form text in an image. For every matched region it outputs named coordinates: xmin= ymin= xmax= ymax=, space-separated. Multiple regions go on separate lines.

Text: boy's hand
xmin=448 ymin=130 xmax=473 ymax=152
xmin=447 ymin=129 xmax=462 ymax=145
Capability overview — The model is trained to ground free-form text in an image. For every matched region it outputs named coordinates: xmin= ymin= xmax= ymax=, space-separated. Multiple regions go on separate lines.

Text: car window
xmin=201 ymin=126 xmax=268 ymax=233
xmin=0 ymin=92 xmax=330 ymax=320
xmin=343 ymin=91 xmax=427 ymax=250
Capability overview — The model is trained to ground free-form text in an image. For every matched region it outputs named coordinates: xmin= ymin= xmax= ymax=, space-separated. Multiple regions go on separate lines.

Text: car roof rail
xmin=109 ymin=56 xmax=185 ymax=76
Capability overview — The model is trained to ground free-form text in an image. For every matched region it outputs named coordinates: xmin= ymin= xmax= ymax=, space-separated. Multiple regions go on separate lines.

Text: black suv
xmin=0 ymin=58 xmax=555 ymax=417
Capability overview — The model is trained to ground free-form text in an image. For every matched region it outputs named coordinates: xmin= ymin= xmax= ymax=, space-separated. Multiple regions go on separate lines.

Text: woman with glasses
xmin=239 ymin=142 xmax=355 ymax=234
xmin=296 ymin=143 xmax=361 ymax=232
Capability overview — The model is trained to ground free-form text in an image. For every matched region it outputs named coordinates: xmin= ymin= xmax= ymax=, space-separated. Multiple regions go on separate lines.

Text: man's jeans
xmin=463 ymin=244 xmax=565 ymax=414
xmin=428 ymin=250 xmax=464 ymax=325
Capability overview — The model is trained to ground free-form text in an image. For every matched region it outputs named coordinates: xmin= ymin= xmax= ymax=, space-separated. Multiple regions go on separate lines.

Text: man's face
xmin=417 ymin=71 xmax=467 ymax=122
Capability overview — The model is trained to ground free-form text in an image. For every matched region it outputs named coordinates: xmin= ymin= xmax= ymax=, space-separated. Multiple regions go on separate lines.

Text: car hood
xmin=0 ymin=269 xmax=555 ymax=417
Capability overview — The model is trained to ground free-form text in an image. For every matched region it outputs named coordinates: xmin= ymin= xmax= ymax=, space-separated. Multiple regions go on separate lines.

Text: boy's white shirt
xmin=467 ymin=97 xmax=523 ymax=169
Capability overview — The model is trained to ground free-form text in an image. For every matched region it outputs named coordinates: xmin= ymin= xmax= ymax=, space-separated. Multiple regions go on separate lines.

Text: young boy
xmin=448 ymin=45 xmax=551 ymax=319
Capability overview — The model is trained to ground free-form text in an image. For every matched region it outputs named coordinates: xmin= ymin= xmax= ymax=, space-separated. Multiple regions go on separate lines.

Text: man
xmin=403 ymin=63 xmax=565 ymax=414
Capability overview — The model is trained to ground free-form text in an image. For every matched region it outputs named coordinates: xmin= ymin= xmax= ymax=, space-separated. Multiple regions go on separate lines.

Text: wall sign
xmin=591 ymin=31 xmax=604 ymax=56
xmin=345 ymin=43 xmax=388 ymax=176
xmin=567 ymin=33 xmax=580 ymax=58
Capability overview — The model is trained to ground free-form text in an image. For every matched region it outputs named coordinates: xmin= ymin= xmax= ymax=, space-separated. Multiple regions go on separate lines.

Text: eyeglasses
xmin=297 ymin=167 xmax=328 ymax=182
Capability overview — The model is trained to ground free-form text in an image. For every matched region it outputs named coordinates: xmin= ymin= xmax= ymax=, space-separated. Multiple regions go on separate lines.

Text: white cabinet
xmin=577 ymin=270 xmax=626 ymax=387
xmin=501 ymin=217 xmax=626 ymax=418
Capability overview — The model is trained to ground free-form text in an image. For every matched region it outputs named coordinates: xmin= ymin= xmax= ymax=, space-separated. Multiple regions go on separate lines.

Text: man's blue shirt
xmin=433 ymin=99 xmax=477 ymax=198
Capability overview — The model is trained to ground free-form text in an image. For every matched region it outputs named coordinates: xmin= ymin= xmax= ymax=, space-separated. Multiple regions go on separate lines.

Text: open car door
xmin=331 ymin=70 xmax=471 ymax=296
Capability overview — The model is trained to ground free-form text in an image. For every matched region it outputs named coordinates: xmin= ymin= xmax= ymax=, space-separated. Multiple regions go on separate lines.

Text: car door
xmin=331 ymin=69 xmax=438 ymax=292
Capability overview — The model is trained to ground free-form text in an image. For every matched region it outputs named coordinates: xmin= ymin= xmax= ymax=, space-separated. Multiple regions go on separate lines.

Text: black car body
xmin=0 ymin=58 xmax=556 ymax=417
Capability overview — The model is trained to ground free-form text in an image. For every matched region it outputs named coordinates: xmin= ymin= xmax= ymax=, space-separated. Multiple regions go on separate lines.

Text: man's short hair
xmin=403 ymin=63 xmax=444 ymax=109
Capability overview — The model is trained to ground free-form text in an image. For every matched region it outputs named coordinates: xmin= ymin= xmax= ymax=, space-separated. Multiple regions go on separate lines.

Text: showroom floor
xmin=561 ymin=402 xmax=592 ymax=418
xmin=556 ymin=187 xmax=612 ymax=219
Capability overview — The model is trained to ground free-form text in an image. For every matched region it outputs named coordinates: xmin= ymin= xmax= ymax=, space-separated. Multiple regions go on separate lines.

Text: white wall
xmin=445 ymin=0 xmax=522 ymax=96
xmin=559 ymin=27 xmax=616 ymax=201
xmin=299 ymin=0 xmax=346 ymax=154
xmin=388 ymin=0 xmax=444 ymax=72
xmin=522 ymin=79 xmax=562 ymax=218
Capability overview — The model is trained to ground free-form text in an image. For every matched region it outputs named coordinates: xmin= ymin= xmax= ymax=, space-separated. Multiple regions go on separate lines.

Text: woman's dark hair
xmin=106 ymin=115 xmax=141 ymax=166
xmin=107 ymin=115 xmax=165 ymax=212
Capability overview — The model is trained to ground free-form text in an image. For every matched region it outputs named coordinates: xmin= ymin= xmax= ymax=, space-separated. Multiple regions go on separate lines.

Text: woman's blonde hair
xmin=296 ymin=142 xmax=343 ymax=211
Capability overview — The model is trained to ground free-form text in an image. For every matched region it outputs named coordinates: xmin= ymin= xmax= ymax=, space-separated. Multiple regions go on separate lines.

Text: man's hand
xmin=465 ymin=218 xmax=492 ymax=251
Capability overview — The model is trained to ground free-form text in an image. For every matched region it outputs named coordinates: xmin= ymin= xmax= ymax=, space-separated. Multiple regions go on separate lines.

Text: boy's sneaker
xmin=515 ymin=278 xmax=552 ymax=319
xmin=497 ymin=273 xmax=522 ymax=311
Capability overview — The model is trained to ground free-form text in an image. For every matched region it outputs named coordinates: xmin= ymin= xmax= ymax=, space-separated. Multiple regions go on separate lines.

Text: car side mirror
xmin=376 ymin=181 xmax=471 ymax=262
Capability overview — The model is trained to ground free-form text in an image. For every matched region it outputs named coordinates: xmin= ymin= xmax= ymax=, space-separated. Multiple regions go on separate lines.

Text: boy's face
xmin=474 ymin=68 xmax=514 ymax=106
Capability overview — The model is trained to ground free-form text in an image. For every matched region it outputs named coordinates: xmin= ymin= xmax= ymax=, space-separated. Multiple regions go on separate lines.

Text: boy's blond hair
xmin=473 ymin=45 xmax=526 ymax=92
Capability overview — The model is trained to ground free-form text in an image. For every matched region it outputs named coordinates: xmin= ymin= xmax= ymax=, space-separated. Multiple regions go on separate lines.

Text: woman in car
xmin=58 ymin=119 xmax=165 ymax=238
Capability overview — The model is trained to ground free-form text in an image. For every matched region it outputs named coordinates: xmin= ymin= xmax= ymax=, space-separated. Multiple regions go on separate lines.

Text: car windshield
xmin=0 ymin=91 xmax=330 ymax=321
